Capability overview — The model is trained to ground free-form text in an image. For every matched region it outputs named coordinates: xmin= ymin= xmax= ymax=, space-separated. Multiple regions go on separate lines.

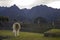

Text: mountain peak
xmin=10 ymin=4 xmax=19 ymax=8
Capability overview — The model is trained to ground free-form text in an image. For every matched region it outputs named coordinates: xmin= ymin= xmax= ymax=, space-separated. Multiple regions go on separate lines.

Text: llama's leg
xmin=17 ymin=30 xmax=19 ymax=36
xmin=14 ymin=30 xmax=17 ymax=37
xmin=13 ymin=30 xmax=16 ymax=37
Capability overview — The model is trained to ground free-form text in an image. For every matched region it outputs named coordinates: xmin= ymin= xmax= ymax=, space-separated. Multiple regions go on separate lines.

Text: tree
xmin=0 ymin=16 xmax=9 ymax=22
xmin=34 ymin=17 xmax=47 ymax=24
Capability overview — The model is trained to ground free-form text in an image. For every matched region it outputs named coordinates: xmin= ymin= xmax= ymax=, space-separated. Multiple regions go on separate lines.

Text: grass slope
xmin=0 ymin=30 xmax=60 ymax=40
xmin=45 ymin=29 xmax=60 ymax=33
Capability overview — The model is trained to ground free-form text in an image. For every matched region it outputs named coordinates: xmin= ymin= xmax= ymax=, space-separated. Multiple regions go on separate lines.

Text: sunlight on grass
xmin=0 ymin=30 xmax=60 ymax=40
xmin=45 ymin=29 xmax=60 ymax=33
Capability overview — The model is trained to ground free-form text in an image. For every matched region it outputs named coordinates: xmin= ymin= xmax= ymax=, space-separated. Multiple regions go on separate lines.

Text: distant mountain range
xmin=0 ymin=5 xmax=60 ymax=23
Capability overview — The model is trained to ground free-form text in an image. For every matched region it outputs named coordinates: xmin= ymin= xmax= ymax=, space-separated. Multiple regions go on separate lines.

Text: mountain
xmin=0 ymin=5 xmax=22 ymax=21
xmin=0 ymin=5 xmax=60 ymax=23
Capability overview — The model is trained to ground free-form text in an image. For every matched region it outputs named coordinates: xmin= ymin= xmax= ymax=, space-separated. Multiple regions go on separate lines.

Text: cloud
xmin=33 ymin=0 xmax=60 ymax=6
xmin=0 ymin=0 xmax=14 ymax=7
xmin=15 ymin=0 xmax=60 ymax=9
xmin=0 ymin=0 xmax=60 ymax=9
xmin=46 ymin=1 xmax=60 ymax=9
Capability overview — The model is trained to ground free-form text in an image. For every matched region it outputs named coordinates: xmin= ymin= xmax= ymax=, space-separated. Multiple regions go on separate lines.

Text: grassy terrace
xmin=44 ymin=29 xmax=60 ymax=33
xmin=0 ymin=30 xmax=60 ymax=40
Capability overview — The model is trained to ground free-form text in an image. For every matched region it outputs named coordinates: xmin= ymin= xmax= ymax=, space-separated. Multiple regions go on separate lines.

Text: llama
xmin=12 ymin=22 xmax=21 ymax=37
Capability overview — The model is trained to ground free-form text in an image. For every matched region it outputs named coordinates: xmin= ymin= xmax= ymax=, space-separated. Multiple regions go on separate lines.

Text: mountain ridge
xmin=0 ymin=5 xmax=60 ymax=23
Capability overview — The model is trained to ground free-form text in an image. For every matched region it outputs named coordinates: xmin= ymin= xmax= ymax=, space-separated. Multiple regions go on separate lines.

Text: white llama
xmin=12 ymin=22 xmax=21 ymax=37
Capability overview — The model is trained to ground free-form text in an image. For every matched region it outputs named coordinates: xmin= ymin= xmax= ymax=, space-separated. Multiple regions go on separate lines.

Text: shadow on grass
xmin=0 ymin=36 xmax=16 ymax=40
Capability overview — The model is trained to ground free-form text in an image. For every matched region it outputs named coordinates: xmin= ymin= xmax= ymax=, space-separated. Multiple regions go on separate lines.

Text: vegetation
xmin=21 ymin=23 xmax=49 ymax=33
xmin=0 ymin=30 xmax=60 ymax=40
xmin=0 ymin=16 xmax=9 ymax=22
xmin=44 ymin=29 xmax=60 ymax=37
xmin=34 ymin=17 xmax=47 ymax=24
xmin=45 ymin=29 xmax=60 ymax=33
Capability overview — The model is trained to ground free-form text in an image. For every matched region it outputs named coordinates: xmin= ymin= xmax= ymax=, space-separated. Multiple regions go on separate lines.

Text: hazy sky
xmin=0 ymin=0 xmax=60 ymax=9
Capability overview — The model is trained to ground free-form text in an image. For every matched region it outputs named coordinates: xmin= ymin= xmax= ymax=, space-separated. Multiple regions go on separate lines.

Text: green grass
xmin=0 ymin=30 xmax=60 ymax=40
xmin=45 ymin=29 xmax=60 ymax=33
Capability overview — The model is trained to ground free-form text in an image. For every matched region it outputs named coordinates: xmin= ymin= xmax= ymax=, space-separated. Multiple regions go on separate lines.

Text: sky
xmin=0 ymin=0 xmax=60 ymax=9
